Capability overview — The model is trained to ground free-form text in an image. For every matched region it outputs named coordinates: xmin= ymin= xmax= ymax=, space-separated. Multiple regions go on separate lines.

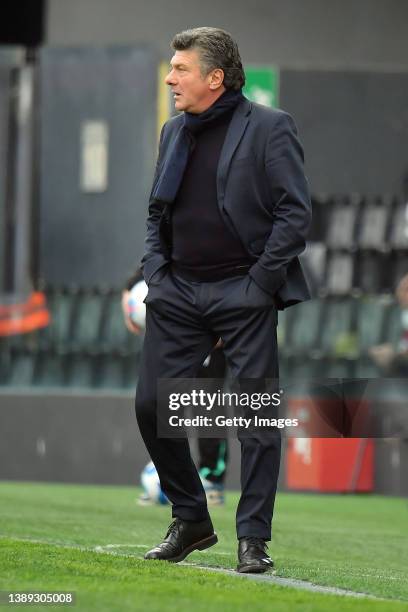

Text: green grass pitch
xmin=0 ymin=481 xmax=407 ymax=611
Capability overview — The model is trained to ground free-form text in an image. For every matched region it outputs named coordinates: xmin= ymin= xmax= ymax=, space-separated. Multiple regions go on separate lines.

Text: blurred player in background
xmin=122 ymin=267 xmax=229 ymax=506
xmin=369 ymin=273 xmax=408 ymax=375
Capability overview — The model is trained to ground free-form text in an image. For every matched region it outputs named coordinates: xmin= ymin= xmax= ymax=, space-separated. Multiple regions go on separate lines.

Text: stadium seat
xmin=66 ymin=352 xmax=95 ymax=388
xmin=100 ymin=292 xmax=132 ymax=352
xmin=33 ymin=351 xmax=67 ymax=387
xmin=389 ymin=200 xmax=408 ymax=249
xmin=356 ymin=296 xmax=389 ymax=353
xmin=42 ymin=289 xmax=77 ymax=350
xmin=319 ymin=298 xmax=357 ymax=358
xmin=325 ymin=252 xmax=354 ymax=295
xmin=388 ymin=254 xmax=408 ymax=294
xmin=354 ymin=252 xmax=386 ymax=295
xmin=122 ymin=353 xmax=139 ymax=389
xmin=96 ymin=354 xmax=125 ymax=389
xmin=6 ymin=351 xmax=36 ymax=387
xmin=284 ymin=300 xmax=323 ymax=357
xmin=300 ymin=242 xmax=327 ymax=296
xmin=71 ymin=291 xmax=105 ymax=350
xmin=357 ymin=197 xmax=389 ymax=249
xmin=326 ymin=196 xmax=360 ymax=249
xmin=308 ymin=194 xmax=331 ymax=241
xmin=383 ymin=302 xmax=403 ymax=349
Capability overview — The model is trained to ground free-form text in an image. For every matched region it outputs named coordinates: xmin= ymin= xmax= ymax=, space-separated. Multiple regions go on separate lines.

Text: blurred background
xmin=0 ymin=0 xmax=407 ymax=497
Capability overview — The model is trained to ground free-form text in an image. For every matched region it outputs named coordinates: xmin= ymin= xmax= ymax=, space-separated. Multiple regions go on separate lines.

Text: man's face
xmin=165 ymin=48 xmax=221 ymax=114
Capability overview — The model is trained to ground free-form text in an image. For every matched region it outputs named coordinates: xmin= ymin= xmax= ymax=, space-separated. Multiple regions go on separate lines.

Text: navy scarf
xmin=152 ymin=88 xmax=244 ymax=203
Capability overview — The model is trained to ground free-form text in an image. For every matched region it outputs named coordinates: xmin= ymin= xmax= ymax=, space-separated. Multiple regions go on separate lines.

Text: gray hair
xmin=171 ymin=27 xmax=245 ymax=91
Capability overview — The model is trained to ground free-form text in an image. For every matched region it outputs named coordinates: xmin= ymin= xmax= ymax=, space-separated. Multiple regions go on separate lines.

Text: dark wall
xmin=0 ymin=391 xmax=147 ymax=485
xmin=39 ymin=47 xmax=157 ymax=287
xmin=46 ymin=0 xmax=408 ymax=69
xmin=44 ymin=1 xmax=408 ymax=199
xmin=281 ymin=70 xmax=408 ymax=196
xmin=0 ymin=391 xmax=242 ymax=489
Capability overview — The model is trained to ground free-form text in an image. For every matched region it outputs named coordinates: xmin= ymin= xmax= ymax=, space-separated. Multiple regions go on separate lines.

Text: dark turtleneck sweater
xmin=170 ymin=108 xmax=251 ymax=280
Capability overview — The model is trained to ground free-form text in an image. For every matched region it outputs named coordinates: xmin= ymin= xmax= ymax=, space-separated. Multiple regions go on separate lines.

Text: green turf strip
xmin=0 ymin=481 xmax=407 ymax=611
xmin=1 ymin=540 xmax=405 ymax=612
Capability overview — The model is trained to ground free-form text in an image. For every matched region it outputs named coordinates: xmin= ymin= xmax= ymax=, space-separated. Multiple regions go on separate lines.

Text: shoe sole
xmin=236 ymin=563 xmax=273 ymax=574
xmin=168 ymin=533 xmax=218 ymax=563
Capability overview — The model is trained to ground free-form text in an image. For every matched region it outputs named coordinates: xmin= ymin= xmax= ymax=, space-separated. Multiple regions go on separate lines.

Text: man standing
xmin=136 ymin=27 xmax=311 ymax=573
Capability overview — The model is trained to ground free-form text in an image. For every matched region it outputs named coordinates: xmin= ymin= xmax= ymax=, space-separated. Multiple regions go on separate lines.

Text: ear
xmin=209 ymin=68 xmax=224 ymax=90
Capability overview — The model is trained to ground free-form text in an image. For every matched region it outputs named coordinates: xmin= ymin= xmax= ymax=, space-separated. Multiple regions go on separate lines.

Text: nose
xmin=165 ymin=68 xmax=176 ymax=86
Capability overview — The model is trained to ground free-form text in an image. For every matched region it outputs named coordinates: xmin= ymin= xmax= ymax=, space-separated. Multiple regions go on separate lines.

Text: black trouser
xmin=135 ymin=267 xmax=281 ymax=540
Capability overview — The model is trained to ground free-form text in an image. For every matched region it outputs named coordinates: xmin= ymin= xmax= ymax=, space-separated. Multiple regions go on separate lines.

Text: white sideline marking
xmin=0 ymin=535 xmax=231 ymax=557
xmin=198 ymin=549 xmax=230 ymax=556
xmin=94 ymin=544 xmax=149 ymax=552
xmin=181 ymin=563 xmax=385 ymax=600
xmin=94 ymin=543 xmax=230 ymax=556
xmin=0 ymin=534 xmax=392 ymax=601
xmin=0 ymin=534 xmax=139 ymax=557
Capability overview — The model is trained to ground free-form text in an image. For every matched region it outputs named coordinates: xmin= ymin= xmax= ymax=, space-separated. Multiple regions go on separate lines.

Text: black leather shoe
xmin=237 ymin=537 xmax=274 ymax=573
xmin=144 ymin=517 xmax=217 ymax=562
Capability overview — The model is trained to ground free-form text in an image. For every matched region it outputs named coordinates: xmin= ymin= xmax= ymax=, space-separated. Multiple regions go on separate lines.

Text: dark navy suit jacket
xmin=141 ymin=97 xmax=312 ymax=310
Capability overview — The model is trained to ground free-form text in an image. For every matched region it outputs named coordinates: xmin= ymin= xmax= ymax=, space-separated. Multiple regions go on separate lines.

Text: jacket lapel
xmin=216 ymin=97 xmax=252 ymax=206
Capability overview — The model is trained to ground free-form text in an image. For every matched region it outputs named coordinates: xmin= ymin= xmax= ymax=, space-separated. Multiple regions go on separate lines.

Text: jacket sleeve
xmin=249 ymin=112 xmax=312 ymax=296
xmin=140 ymin=124 xmax=170 ymax=283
